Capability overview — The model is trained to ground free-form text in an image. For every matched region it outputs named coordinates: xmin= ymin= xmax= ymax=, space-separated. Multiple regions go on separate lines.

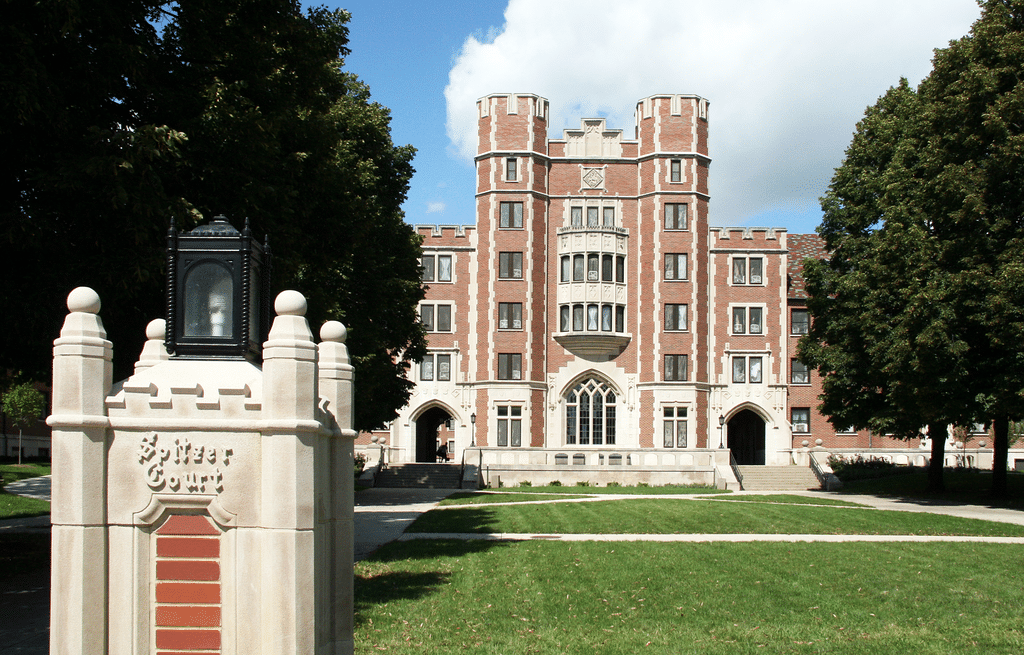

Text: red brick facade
xmin=384 ymin=93 xmax=849 ymax=467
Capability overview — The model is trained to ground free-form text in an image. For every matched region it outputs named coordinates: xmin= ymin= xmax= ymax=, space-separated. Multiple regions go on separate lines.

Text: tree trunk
xmin=991 ymin=415 xmax=1009 ymax=499
xmin=927 ymin=423 xmax=946 ymax=493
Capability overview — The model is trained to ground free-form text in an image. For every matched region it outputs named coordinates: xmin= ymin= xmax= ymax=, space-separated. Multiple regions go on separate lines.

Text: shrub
xmin=637 ymin=482 xmax=650 ymax=487
xmin=576 ymin=481 xmax=591 ymax=487
xmin=353 ymin=452 xmax=367 ymax=478
xmin=518 ymin=480 xmax=532 ymax=487
xmin=828 ymin=454 xmax=913 ymax=482
xmin=549 ymin=480 xmax=562 ymax=487
xmin=606 ymin=481 xmax=621 ymax=488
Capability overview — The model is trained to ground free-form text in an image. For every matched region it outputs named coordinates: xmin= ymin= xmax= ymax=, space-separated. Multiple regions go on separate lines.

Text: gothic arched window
xmin=565 ymin=377 xmax=617 ymax=445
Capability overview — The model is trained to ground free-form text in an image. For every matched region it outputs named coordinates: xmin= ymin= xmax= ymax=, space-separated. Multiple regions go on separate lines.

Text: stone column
xmin=47 ymin=287 xmax=113 ymax=654
xmin=260 ymin=291 xmax=320 ymax=653
xmin=317 ymin=321 xmax=355 ymax=655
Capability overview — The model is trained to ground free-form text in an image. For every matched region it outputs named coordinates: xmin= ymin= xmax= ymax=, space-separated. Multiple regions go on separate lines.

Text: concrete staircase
xmin=374 ymin=463 xmax=464 ymax=489
xmin=735 ymin=465 xmax=821 ymax=491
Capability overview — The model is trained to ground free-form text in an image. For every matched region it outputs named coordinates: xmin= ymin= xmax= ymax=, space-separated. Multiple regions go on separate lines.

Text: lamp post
xmin=718 ymin=414 xmax=726 ymax=449
xmin=470 ymin=412 xmax=476 ymax=447
xmin=164 ymin=215 xmax=271 ymax=361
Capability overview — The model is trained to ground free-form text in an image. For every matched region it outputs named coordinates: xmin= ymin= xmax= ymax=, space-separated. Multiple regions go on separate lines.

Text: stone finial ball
xmin=146 ymin=318 xmax=166 ymax=340
xmin=274 ymin=290 xmax=307 ymax=316
xmin=67 ymin=287 xmax=101 ymax=314
xmin=320 ymin=321 xmax=347 ymax=343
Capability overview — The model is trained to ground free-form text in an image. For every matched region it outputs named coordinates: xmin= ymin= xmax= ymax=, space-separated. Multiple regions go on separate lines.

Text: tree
xmin=1 ymin=1 xmax=426 ymax=431
xmin=801 ymin=0 xmax=1024 ymax=497
xmin=2 ymin=383 xmax=46 ymax=465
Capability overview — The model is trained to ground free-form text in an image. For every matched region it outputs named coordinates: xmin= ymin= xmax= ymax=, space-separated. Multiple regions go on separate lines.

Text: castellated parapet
xmin=48 ymin=287 xmax=355 ymax=655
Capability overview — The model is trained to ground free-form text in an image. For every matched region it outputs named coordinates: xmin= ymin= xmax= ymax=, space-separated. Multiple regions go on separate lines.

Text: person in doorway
xmin=436 ymin=442 xmax=448 ymax=463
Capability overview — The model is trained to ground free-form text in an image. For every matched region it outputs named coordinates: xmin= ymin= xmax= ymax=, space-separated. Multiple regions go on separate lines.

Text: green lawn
xmin=0 ymin=463 xmax=51 ymax=520
xmin=492 ymin=484 xmax=728 ymax=495
xmin=409 ymin=497 xmax=1024 ymax=537
xmin=355 ymin=540 xmax=1024 ymax=654
xmin=0 ymin=462 xmax=51 ymax=484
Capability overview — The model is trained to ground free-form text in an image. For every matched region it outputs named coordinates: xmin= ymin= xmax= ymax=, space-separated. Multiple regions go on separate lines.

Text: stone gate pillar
xmin=48 ymin=287 xmax=355 ymax=654
xmin=47 ymin=287 xmax=113 ymax=653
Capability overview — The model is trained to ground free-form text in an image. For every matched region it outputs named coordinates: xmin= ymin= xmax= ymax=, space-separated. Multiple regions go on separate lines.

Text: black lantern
xmin=164 ymin=215 xmax=271 ymax=360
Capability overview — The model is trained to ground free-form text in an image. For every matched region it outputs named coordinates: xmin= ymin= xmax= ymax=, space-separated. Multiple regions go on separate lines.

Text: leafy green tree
xmin=2 ymin=383 xmax=46 ymax=465
xmin=802 ymin=0 xmax=1024 ymax=497
xmin=1 ymin=1 xmax=426 ymax=430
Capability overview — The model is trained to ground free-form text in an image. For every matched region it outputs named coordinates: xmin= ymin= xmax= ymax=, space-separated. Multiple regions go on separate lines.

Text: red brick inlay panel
xmin=155 ymin=514 xmax=221 ymax=654
xmin=158 ymin=537 xmax=220 ymax=558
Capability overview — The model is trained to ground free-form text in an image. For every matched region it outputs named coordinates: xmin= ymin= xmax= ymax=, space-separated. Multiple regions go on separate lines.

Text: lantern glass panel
xmin=184 ymin=261 xmax=234 ymax=338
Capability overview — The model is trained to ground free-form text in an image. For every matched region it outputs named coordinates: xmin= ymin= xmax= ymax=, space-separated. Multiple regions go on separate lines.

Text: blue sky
xmin=324 ymin=0 xmax=983 ymax=235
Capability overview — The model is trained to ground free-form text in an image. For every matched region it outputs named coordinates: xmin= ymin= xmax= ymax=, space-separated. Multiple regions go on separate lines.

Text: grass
xmin=488 ymin=484 xmax=729 ymax=495
xmin=409 ymin=497 xmax=1024 ymax=537
xmin=710 ymin=494 xmax=868 ymax=507
xmin=442 ymin=492 xmax=864 ymax=508
xmin=0 ymin=462 xmax=51 ymax=519
xmin=0 ymin=492 xmax=50 ymax=520
xmin=441 ymin=492 xmax=591 ymax=506
xmin=355 ymin=540 xmax=1024 ymax=654
xmin=0 ymin=462 xmax=51 ymax=484
xmin=840 ymin=469 xmax=1024 ymax=507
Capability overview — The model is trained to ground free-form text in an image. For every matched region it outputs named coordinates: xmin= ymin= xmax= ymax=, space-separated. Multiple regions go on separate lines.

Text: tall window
xmin=732 ymin=356 xmax=762 ymax=384
xmin=732 ymin=307 xmax=763 ymax=335
xmin=602 ymin=255 xmax=613 ymax=281
xmin=499 ymin=252 xmax=523 ymax=279
xmin=670 ymin=159 xmax=682 ymax=183
xmin=421 ymin=304 xmax=452 ymax=332
xmin=616 ymin=256 xmax=625 ymax=283
xmin=561 ymin=256 xmax=570 ymax=282
xmin=571 ymin=207 xmax=583 ymax=226
xmin=587 ymin=207 xmax=599 ymax=227
xmin=421 ymin=255 xmax=434 ymax=281
xmin=791 ymin=408 xmax=810 ymax=433
xmin=664 ymin=354 xmax=688 ymax=381
xmin=665 ymin=204 xmax=687 ymax=230
xmin=664 ymin=407 xmax=687 ymax=448
xmin=603 ymin=207 xmax=615 ymax=227
xmin=665 ymin=304 xmax=688 ymax=331
xmin=791 ymin=309 xmax=809 ymax=334
xmin=498 ymin=302 xmax=522 ymax=329
xmin=732 ymin=257 xmax=764 ymax=285
xmin=665 ymin=253 xmax=688 ymax=280
xmin=505 ymin=158 xmax=517 ymax=182
xmin=498 ymin=353 xmax=522 ymax=380
xmin=497 ymin=405 xmax=522 ymax=447
xmin=500 ymin=202 xmax=523 ymax=228
xmin=791 ymin=359 xmax=809 ymax=384
xmin=565 ymin=377 xmax=616 ymax=445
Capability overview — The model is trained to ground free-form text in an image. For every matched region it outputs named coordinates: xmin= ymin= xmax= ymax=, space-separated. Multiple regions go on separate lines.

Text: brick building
xmin=362 ymin=93 xmax=1006 ymax=484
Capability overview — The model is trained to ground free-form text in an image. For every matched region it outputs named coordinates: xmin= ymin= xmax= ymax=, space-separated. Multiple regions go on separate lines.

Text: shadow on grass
xmin=405 ymin=504 xmax=501 ymax=534
xmin=354 ymin=539 xmax=513 ymax=626
xmin=839 ymin=469 xmax=1024 ymax=510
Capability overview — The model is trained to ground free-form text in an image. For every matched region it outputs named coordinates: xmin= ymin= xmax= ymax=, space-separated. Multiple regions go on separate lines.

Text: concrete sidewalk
xmin=354 ymin=487 xmax=460 ymax=560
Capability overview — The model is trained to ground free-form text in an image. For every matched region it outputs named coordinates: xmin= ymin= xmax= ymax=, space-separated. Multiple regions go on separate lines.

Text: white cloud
xmin=445 ymin=0 xmax=981 ymax=227
xmin=426 ymin=201 xmax=447 ymax=214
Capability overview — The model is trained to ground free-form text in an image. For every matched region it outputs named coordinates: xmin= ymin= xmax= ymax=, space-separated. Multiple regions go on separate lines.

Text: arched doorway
xmin=415 ymin=406 xmax=453 ymax=462
xmin=728 ymin=409 xmax=765 ymax=465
